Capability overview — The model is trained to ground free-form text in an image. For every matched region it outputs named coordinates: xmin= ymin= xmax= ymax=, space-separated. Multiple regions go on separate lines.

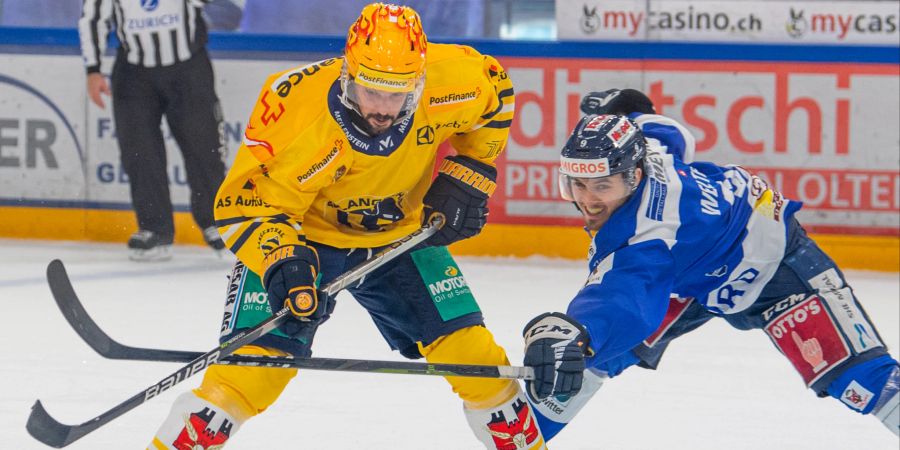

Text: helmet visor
xmin=558 ymin=172 xmax=634 ymax=205
xmin=341 ymin=63 xmax=424 ymax=127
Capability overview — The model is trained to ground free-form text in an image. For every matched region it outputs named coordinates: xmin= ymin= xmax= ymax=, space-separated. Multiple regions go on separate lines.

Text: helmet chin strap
xmin=346 ymin=106 xmax=379 ymax=136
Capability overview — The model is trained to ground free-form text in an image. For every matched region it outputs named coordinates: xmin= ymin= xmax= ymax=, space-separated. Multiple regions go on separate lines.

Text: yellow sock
xmin=196 ymin=345 xmax=298 ymax=418
xmin=420 ymin=326 xmax=518 ymax=409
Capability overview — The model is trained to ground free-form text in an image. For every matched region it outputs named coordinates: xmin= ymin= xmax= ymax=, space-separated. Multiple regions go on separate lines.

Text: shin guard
xmin=529 ymin=368 xmax=607 ymax=440
xmin=464 ymin=388 xmax=547 ymax=450
xmin=148 ymin=345 xmax=296 ymax=449
xmin=148 ymin=391 xmax=243 ymax=450
xmin=872 ymin=365 xmax=900 ymax=436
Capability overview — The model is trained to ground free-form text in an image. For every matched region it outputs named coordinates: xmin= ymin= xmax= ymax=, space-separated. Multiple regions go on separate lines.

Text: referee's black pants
xmin=111 ymin=49 xmax=225 ymax=240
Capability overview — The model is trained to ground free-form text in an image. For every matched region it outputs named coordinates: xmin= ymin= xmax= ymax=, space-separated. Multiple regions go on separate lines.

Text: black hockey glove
xmin=580 ymin=88 xmax=656 ymax=116
xmin=422 ymin=155 xmax=497 ymax=247
xmin=262 ymin=244 xmax=332 ymax=337
xmin=523 ymin=312 xmax=591 ymax=401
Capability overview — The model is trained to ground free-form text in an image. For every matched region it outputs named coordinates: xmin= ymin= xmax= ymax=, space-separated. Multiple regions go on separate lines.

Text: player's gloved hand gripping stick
xmin=262 ymin=242 xmax=333 ymax=338
xmin=523 ymin=312 xmax=592 ymax=400
xmin=423 ymin=155 xmax=497 ymax=246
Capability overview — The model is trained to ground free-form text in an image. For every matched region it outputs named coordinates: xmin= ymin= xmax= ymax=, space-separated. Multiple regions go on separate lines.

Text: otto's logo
xmin=140 ymin=0 xmax=159 ymax=12
xmin=429 ymin=88 xmax=481 ymax=106
xmin=444 ymin=266 xmax=459 ymax=277
xmin=786 ymin=8 xmax=808 ymax=38
xmin=560 ymin=156 xmax=609 ymax=177
xmin=766 ymin=297 xmax=822 ymax=339
xmin=416 ymin=125 xmax=434 ymax=145
xmin=581 ymin=5 xmax=600 ymax=34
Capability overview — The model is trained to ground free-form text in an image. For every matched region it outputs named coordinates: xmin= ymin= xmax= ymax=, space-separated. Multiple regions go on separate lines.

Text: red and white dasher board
xmin=496 ymin=57 xmax=899 ymax=236
xmin=0 ymin=45 xmax=897 ymax=236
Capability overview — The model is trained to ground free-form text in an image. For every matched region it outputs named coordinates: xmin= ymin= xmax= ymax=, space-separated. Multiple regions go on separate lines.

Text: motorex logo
xmin=428 ymin=275 xmax=468 ymax=300
xmin=141 ymin=0 xmax=159 ymax=12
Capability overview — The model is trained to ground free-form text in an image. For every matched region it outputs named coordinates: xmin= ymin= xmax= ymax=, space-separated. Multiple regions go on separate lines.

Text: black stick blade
xmin=26 ymin=400 xmax=87 ymax=448
xmin=46 ymin=259 xmax=200 ymax=361
xmin=46 ymin=259 xmax=120 ymax=357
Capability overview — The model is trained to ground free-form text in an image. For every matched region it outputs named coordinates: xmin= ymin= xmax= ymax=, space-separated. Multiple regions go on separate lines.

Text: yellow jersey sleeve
xmin=214 ymin=61 xmax=350 ymax=275
xmin=447 ymin=54 xmax=515 ymax=168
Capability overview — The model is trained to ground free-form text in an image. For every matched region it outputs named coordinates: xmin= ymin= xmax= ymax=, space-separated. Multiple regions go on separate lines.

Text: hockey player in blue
xmin=521 ymin=89 xmax=900 ymax=442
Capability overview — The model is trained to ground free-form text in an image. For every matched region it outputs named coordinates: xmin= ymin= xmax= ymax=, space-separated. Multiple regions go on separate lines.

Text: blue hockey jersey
xmin=568 ymin=115 xmax=802 ymax=368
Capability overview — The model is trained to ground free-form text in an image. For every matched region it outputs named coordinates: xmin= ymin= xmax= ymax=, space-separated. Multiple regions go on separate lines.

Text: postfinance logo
xmin=429 ymin=87 xmax=481 ymax=107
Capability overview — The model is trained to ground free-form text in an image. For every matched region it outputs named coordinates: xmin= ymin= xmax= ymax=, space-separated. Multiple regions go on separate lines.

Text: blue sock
xmin=827 ymin=355 xmax=899 ymax=415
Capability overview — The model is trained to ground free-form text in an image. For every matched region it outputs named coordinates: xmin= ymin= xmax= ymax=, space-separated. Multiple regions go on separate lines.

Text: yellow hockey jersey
xmin=214 ymin=44 xmax=515 ymax=275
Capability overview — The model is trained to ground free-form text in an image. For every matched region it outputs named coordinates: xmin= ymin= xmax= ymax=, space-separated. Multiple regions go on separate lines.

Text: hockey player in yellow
xmin=148 ymin=3 xmax=547 ymax=449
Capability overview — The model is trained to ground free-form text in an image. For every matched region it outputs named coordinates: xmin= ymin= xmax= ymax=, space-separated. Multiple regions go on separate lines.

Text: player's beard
xmin=365 ymin=113 xmax=396 ymax=135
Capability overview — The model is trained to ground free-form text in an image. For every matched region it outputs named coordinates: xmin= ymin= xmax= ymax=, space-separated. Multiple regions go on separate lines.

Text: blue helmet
xmin=560 ymin=114 xmax=647 ymax=178
xmin=559 ymin=114 xmax=647 ymax=199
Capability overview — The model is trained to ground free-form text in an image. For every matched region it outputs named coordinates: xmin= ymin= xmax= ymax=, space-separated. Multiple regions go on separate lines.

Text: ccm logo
xmin=528 ymin=324 xmax=573 ymax=338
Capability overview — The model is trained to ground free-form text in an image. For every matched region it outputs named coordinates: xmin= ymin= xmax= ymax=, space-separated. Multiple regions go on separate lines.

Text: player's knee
xmin=197 ymin=345 xmax=298 ymax=418
xmin=825 ymin=355 xmax=899 ymax=415
xmin=420 ymin=326 xmax=517 ymax=408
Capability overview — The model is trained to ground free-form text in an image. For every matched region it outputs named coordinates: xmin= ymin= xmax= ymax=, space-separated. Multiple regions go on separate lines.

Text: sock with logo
xmin=826 ymin=355 xmax=898 ymax=415
xmin=464 ymin=387 xmax=547 ymax=450
xmin=147 ymin=390 xmax=244 ymax=450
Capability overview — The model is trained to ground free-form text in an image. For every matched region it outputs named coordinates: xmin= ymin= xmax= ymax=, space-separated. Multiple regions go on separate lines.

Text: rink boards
xmin=0 ymin=30 xmax=897 ymax=270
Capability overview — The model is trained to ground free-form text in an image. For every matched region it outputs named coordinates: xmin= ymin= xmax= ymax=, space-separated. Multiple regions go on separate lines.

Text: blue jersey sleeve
xmin=629 ymin=113 xmax=696 ymax=163
xmin=566 ymin=239 xmax=675 ymax=366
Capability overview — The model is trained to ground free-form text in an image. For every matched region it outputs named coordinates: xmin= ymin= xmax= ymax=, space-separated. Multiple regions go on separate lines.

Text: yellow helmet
xmin=341 ymin=3 xmax=427 ymax=128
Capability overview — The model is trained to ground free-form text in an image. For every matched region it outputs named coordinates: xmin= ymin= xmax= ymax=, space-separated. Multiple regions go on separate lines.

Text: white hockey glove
xmin=523 ymin=312 xmax=591 ymax=401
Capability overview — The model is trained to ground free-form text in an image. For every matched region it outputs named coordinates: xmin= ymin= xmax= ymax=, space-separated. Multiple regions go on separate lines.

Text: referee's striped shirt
xmin=78 ymin=0 xmax=210 ymax=73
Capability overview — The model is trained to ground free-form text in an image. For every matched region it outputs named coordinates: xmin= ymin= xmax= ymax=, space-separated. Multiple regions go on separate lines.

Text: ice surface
xmin=1 ymin=239 xmax=897 ymax=449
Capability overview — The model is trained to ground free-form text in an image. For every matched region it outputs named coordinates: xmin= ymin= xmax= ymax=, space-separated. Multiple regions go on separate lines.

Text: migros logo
xmin=560 ymin=157 xmax=609 ymax=177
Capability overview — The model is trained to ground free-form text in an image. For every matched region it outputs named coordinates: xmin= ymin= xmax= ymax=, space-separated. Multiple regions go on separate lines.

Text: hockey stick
xmin=43 ymin=258 xmax=533 ymax=380
xmin=28 ymin=216 xmax=444 ymax=448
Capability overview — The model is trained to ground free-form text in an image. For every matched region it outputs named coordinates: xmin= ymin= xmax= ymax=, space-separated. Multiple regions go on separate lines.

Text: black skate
xmin=127 ymin=230 xmax=173 ymax=262
xmin=202 ymin=226 xmax=227 ymax=257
